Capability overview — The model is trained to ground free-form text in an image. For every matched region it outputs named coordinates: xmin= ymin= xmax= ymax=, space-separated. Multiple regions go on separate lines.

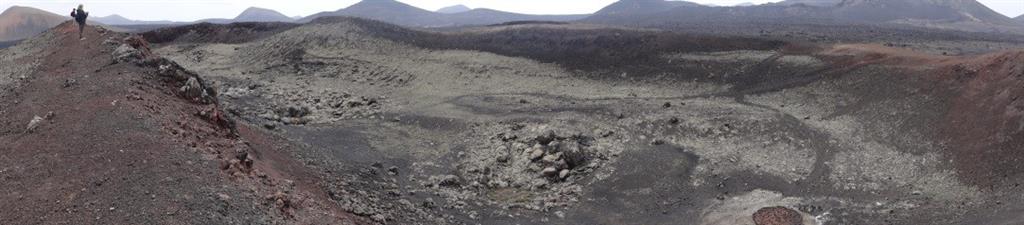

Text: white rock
xmin=26 ymin=116 xmax=44 ymax=132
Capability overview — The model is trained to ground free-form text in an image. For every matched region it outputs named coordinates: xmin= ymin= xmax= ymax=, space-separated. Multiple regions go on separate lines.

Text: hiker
xmin=70 ymin=5 xmax=88 ymax=39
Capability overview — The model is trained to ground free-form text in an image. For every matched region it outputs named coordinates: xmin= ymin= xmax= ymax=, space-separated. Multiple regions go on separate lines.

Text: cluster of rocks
xmin=108 ymin=33 xmax=219 ymax=106
xmin=315 ymin=162 xmax=456 ymax=225
xmin=257 ymin=89 xmax=383 ymax=126
xmin=427 ymin=122 xmax=625 ymax=211
xmin=109 ymin=35 xmax=154 ymax=64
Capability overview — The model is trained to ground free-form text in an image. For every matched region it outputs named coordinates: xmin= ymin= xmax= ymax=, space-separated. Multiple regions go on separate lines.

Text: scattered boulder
xmin=535 ymin=131 xmax=558 ymax=145
xmin=387 ymin=166 xmax=399 ymax=176
xmin=541 ymin=152 xmax=562 ymax=164
xmin=529 ymin=148 xmax=545 ymax=161
xmin=111 ymin=35 xmax=155 ymax=64
xmin=113 ymin=44 xmax=143 ymax=63
xmin=275 ymin=105 xmax=311 ymax=125
xmin=279 ymin=105 xmax=310 ymax=118
xmin=26 ymin=116 xmax=44 ymax=132
xmin=432 ymin=175 xmax=461 ymax=187
xmin=558 ymin=169 xmax=570 ymax=180
xmin=541 ymin=167 xmax=559 ymax=178
xmin=752 ymin=206 xmax=803 ymax=225
xmin=179 ymin=77 xmax=209 ymax=102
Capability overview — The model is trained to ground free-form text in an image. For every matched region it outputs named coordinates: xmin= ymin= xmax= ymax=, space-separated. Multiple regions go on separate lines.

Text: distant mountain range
xmin=94 ymin=14 xmax=178 ymax=25
xmin=3 ymin=0 xmax=1023 ymax=43
xmin=584 ymin=0 xmax=1024 ymax=33
xmin=298 ymin=0 xmax=587 ymax=27
xmin=0 ymin=6 xmax=67 ymax=42
xmin=94 ymin=7 xmax=293 ymax=25
xmin=771 ymin=0 xmax=842 ymax=7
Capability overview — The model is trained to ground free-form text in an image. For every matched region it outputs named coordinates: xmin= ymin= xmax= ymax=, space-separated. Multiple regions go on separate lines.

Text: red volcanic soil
xmin=825 ymin=44 xmax=1024 ymax=188
xmin=939 ymin=51 xmax=1024 ymax=188
xmin=0 ymin=22 xmax=367 ymax=224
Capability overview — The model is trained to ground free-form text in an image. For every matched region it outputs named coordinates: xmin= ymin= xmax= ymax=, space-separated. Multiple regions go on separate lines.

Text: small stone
xmin=541 ymin=167 xmax=559 ymax=177
xmin=26 ymin=116 xmax=44 ymax=132
xmin=387 ymin=166 xmax=399 ymax=176
xmin=536 ymin=132 xmax=557 ymax=145
xmin=436 ymin=175 xmax=460 ymax=187
xmin=422 ymin=198 xmax=436 ymax=208
xmin=217 ymin=193 xmax=231 ymax=201
xmin=558 ymin=169 xmax=570 ymax=180
xmin=541 ymin=152 xmax=562 ymax=164
xmin=663 ymin=102 xmax=672 ymax=108
xmin=62 ymin=79 xmax=77 ymax=88
xmin=496 ymin=154 xmax=510 ymax=163
xmin=529 ymin=149 xmax=545 ymax=161
xmin=370 ymin=214 xmax=387 ymax=222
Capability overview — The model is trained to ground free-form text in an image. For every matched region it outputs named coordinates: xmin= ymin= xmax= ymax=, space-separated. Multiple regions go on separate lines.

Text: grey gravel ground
xmin=148 ymin=20 xmax=1022 ymax=225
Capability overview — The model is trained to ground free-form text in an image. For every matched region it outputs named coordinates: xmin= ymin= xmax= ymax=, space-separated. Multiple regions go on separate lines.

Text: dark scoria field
xmin=2 ymin=16 xmax=1024 ymax=225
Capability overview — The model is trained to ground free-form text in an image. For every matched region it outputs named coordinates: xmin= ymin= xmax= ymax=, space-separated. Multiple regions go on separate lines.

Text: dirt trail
xmin=0 ymin=22 xmax=366 ymax=224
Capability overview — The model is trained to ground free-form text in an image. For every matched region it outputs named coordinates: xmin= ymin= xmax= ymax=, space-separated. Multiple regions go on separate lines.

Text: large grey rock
xmin=113 ymin=44 xmax=142 ymax=63
xmin=179 ymin=77 xmax=207 ymax=101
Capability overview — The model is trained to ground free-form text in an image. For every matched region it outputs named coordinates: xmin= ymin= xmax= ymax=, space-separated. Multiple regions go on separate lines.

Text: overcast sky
xmin=2 ymin=0 xmax=1022 ymax=22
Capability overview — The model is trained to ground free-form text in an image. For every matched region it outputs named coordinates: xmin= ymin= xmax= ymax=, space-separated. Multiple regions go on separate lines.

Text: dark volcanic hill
xmin=586 ymin=0 xmax=703 ymax=23
xmin=584 ymin=0 xmax=1024 ymax=33
xmin=199 ymin=6 xmax=294 ymax=23
xmin=93 ymin=14 xmax=133 ymax=25
xmin=447 ymin=9 xmax=588 ymax=26
xmin=772 ymin=0 xmax=842 ymax=7
xmin=299 ymin=0 xmax=443 ymax=26
xmin=437 ymin=4 xmax=472 ymax=14
xmin=299 ymin=0 xmax=586 ymax=27
xmin=232 ymin=7 xmax=296 ymax=22
xmin=0 ymin=6 xmax=67 ymax=42
xmin=833 ymin=0 xmax=1018 ymax=26
xmin=584 ymin=1 xmax=832 ymax=25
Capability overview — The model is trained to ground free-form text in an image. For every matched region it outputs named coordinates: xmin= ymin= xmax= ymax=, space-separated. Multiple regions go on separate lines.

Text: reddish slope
xmin=824 ymin=44 xmax=1024 ymax=187
xmin=0 ymin=21 xmax=366 ymax=224
xmin=940 ymin=51 xmax=1024 ymax=187
xmin=0 ymin=6 xmax=68 ymax=42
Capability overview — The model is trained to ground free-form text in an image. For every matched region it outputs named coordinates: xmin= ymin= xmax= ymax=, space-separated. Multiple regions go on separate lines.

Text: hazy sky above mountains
xmin=2 ymin=0 xmax=1022 ymax=22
